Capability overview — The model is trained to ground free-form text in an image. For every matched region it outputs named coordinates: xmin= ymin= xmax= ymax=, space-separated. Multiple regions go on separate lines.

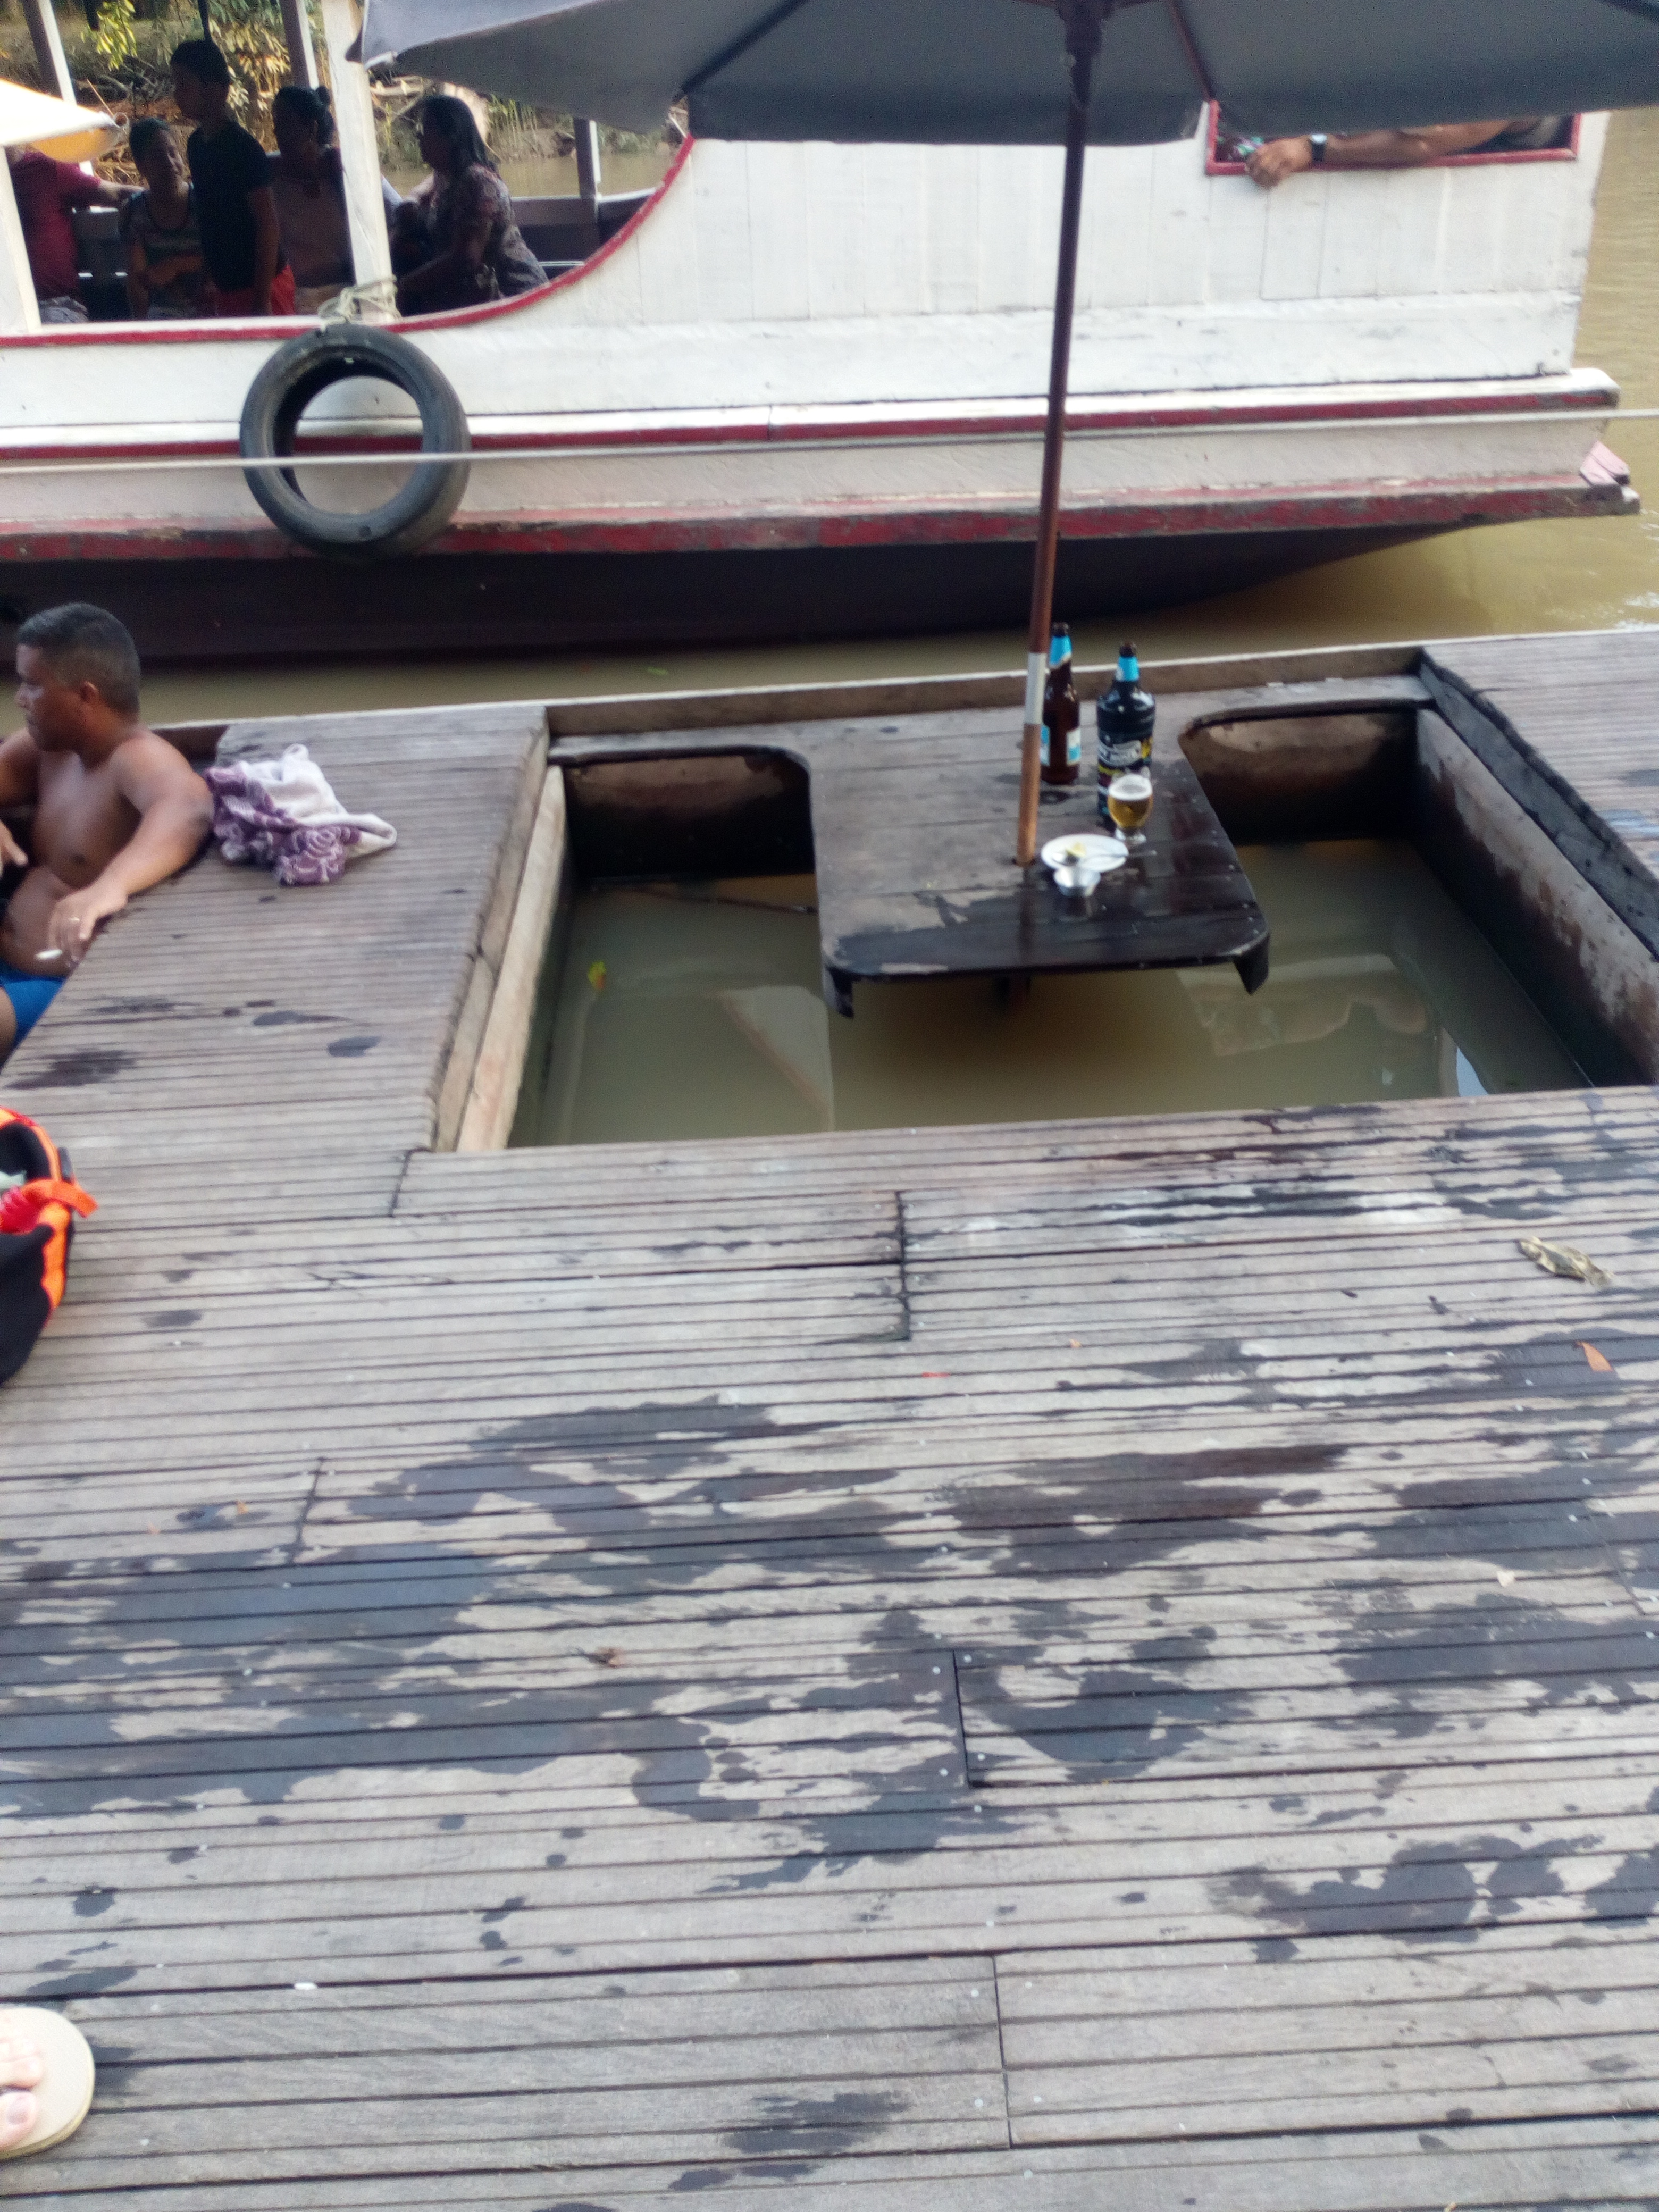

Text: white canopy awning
xmin=0 ymin=78 xmax=118 ymax=163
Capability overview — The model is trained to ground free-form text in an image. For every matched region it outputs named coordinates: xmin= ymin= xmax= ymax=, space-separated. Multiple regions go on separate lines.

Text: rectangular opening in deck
xmin=481 ymin=702 xmax=1640 ymax=1150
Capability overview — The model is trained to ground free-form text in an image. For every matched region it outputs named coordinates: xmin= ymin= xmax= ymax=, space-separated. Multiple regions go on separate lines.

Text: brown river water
xmin=133 ymin=113 xmax=1659 ymax=1140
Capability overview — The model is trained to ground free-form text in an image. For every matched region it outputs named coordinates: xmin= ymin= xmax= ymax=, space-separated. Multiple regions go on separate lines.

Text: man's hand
xmin=1246 ymin=137 xmax=1314 ymax=188
xmin=48 ymin=879 xmax=129 ymax=967
xmin=0 ymin=820 xmax=26 ymax=872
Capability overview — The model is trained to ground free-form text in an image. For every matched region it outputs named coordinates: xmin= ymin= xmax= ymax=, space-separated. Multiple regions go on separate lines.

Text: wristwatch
xmin=1308 ymin=133 xmax=1329 ymax=164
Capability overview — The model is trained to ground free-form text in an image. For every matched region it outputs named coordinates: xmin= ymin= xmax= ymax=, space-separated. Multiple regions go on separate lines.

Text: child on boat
xmin=0 ymin=604 xmax=212 ymax=1065
xmin=122 ymin=118 xmax=206 ymax=321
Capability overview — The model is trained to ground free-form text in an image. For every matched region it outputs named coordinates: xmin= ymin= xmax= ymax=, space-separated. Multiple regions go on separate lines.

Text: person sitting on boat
xmin=0 ymin=604 xmax=211 ymax=1066
xmin=4 ymin=144 xmax=129 ymax=324
xmin=121 ymin=119 xmax=206 ymax=322
xmin=271 ymin=85 xmax=353 ymax=314
xmin=389 ymin=94 xmax=543 ymax=317
xmin=1245 ymin=117 xmax=1566 ymax=186
xmin=168 ymin=37 xmax=294 ymax=316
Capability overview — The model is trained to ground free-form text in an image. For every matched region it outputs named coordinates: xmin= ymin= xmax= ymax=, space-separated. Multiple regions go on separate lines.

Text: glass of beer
xmin=1106 ymin=770 xmax=1154 ymax=850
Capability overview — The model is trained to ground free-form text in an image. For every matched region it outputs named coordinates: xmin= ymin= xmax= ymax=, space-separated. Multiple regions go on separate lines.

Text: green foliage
xmin=195 ymin=0 xmax=297 ymax=123
xmin=89 ymin=0 xmax=141 ymax=71
xmin=69 ymin=0 xmax=311 ymax=140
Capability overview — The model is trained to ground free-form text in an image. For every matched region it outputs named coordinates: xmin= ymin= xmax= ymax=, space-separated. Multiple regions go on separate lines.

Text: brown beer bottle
xmin=1040 ymin=623 xmax=1080 ymax=785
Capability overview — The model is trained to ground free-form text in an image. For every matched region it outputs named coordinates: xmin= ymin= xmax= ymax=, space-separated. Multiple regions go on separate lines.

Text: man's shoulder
xmin=8 ymin=150 xmax=55 ymax=202
xmin=223 ymin=122 xmax=272 ymax=172
xmin=107 ymin=727 xmax=205 ymax=783
xmin=113 ymin=724 xmax=189 ymax=758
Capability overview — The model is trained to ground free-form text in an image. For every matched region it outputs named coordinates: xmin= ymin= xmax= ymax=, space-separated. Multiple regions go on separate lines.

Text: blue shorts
xmin=0 ymin=962 xmax=63 ymax=1043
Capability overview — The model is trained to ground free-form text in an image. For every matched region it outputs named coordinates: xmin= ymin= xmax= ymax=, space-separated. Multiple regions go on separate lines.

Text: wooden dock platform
xmin=7 ymin=630 xmax=1659 ymax=2210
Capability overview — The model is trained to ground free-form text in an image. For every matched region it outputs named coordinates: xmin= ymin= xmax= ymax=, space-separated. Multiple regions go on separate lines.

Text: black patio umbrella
xmin=361 ymin=0 xmax=1659 ymax=862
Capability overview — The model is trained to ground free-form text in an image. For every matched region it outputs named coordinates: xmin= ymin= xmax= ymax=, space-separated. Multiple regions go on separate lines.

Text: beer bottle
xmin=1040 ymin=623 xmax=1080 ymax=786
xmin=1095 ymin=641 xmax=1156 ymax=801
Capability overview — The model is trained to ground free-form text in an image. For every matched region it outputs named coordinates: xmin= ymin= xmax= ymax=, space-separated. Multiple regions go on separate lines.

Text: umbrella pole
xmin=1016 ymin=2 xmax=1105 ymax=867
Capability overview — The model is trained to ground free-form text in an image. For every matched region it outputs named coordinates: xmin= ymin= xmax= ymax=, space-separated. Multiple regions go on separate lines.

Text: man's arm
xmin=1247 ymin=122 xmax=1509 ymax=187
xmin=247 ymin=182 xmax=281 ymax=314
xmin=397 ymin=172 xmax=495 ymax=311
xmin=124 ymin=227 xmax=152 ymax=319
xmin=0 ymin=729 xmax=40 ymax=870
xmin=397 ymin=212 xmax=490 ymax=309
xmin=48 ymin=736 xmax=212 ymax=964
xmin=58 ymin=160 xmax=132 ymax=212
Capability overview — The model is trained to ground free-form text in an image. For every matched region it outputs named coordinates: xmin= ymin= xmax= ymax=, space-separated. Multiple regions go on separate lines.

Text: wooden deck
xmin=7 ymin=631 xmax=1659 ymax=2209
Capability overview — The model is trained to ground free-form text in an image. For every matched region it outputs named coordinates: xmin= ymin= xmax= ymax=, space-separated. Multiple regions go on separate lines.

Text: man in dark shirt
xmin=168 ymin=38 xmax=292 ymax=316
xmin=5 ymin=147 xmax=127 ymax=322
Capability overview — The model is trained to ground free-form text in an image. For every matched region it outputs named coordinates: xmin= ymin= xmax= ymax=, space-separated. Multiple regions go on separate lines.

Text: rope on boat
xmin=0 ymin=407 xmax=1653 ymax=478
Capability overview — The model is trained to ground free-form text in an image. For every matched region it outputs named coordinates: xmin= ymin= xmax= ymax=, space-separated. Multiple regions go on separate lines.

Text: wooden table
xmin=814 ymin=750 xmax=1270 ymax=1015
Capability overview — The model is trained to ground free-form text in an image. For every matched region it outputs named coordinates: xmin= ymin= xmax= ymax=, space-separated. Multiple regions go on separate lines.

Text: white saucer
xmin=1042 ymin=833 xmax=1128 ymax=875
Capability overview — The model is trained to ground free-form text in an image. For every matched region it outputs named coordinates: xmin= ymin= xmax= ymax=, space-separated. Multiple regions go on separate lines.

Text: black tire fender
xmin=239 ymin=325 xmax=472 ymax=560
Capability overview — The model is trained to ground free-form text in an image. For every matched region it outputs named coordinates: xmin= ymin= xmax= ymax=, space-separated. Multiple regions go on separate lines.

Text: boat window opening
xmin=63 ymin=128 xmax=672 ymax=329
xmin=1206 ymin=107 xmax=1580 ymax=177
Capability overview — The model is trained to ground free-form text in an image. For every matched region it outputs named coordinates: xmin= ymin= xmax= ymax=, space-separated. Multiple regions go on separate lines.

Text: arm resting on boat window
xmin=1247 ymin=122 xmax=1512 ymax=187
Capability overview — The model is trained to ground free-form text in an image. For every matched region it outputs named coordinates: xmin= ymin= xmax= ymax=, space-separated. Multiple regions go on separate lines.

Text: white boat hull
xmin=0 ymin=122 xmax=1632 ymax=659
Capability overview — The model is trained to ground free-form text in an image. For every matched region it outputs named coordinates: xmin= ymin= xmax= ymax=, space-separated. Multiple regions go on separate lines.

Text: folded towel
xmin=204 ymin=744 xmax=397 ymax=887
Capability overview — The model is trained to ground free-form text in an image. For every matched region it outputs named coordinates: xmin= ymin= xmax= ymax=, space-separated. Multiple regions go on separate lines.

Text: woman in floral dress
xmin=391 ymin=96 xmax=543 ymax=316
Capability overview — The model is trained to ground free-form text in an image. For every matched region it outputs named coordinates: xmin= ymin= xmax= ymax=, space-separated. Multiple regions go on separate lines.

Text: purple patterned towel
xmin=205 ymin=744 xmax=398 ymax=887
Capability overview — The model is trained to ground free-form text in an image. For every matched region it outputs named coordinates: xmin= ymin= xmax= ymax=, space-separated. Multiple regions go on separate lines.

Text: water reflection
xmin=512 ymin=842 xmax=1581 ymax=1147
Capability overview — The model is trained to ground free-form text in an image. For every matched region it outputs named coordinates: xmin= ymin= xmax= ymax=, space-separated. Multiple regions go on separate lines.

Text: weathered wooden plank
xmin=11 ymin=2119 xmax=1659 ymax=2212
xmin=10 ymin=652 xmax=1659 ymax=2212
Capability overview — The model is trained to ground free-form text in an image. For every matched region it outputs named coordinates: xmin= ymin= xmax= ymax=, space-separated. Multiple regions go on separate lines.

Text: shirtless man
xmin=0 ymin=603 xmax=212 ymax=1065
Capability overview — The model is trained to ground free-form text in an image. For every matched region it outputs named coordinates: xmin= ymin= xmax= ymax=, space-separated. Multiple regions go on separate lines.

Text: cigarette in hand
xmin=35 ymin=948 xmax=64 ymax=964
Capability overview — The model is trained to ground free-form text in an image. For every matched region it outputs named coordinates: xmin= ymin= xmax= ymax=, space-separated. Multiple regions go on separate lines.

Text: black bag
xmin=0 ymin=1109 xmax=96 ymax=1386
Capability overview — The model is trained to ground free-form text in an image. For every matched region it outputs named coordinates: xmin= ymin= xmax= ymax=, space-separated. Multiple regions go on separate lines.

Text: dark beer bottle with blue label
xmin=1040 ymin=623 xmax=1080 ymax=785
xmin=1096 ymin=641 xmax=1155 ymax=809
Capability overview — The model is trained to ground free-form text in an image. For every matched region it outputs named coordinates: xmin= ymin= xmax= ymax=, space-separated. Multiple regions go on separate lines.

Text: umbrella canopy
xmin=0 ymin=78 xmax=118 ymax=163
xmin=361 ymin=0 xmax=1659 ymax=146
xmin=359 ymin=0 xmax=1659 ymax=863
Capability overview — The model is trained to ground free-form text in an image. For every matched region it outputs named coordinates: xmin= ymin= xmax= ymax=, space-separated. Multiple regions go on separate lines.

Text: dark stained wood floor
xmin=6 ymin=633 xmax=1659 ymax=2210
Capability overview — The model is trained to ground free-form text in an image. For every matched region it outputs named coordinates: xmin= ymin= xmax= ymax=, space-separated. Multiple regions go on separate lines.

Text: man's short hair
xmin=169 ymin=37 xmax=231 ymax=88
xmin=16 ymin=604 xmax=141 ymax=715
